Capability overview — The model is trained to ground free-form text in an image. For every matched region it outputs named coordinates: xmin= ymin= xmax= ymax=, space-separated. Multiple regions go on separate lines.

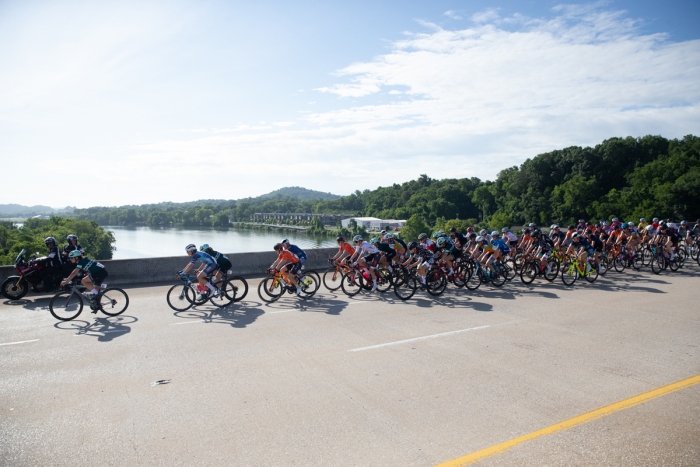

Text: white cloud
xmin=444 ymin=10 xmax=463 ymax=20
xmin=471 ymin=8 xmax=500 ymax=24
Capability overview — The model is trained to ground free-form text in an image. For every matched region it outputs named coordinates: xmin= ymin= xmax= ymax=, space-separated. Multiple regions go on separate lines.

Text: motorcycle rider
xmin=62 ymin=234 xmax=84 ymax=275
xmin=39 ymin=237 xmax=63 ymax=291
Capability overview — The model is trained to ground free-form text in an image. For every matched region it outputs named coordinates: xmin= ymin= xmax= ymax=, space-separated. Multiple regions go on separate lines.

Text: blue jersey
xmin=287 ymin=244 xmax=306 ymax=258
xmin=492 ymin=238 xmax=510 ymax=254
xmin=189 ymin=251 xmax=217 ymax=266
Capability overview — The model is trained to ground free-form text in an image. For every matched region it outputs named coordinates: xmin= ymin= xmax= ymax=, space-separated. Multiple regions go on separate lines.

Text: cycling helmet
xmin=476 ymin=236 xmax=484 ymax=242
xmin=502 ymin=227 xmax=509 ymax=233
xmin=468 ymin=232 xmax=477 ymax=239
xmin=433 ymin=231 xmax=445 ymax=238
xmin=550 ymin=224 xmax=557 ymax=229
xmin=479 ymin=229 xmax=488 ymax=236
xmin=491 ymin=231 xmax=499 ymax=237
xmin=653 ymin=217 xmax=659 ymax=222
xmin=528 ymin=223 xmax=536 ymax=228
xmin=418 ymin=233 xmax=428 ymax=240
xmin=660 ymin=224 xmax=668 ymax=231
xmin=640 ymin=218 xmax=646 ymax=223
xmin=67 ymin=234 xmax=78 ymax=242
xmin=68 ymin=250 xmax=82 ymax=258
xmin=628 ymin=222 xmax=636 ymax=227
xmin=407 ymin=241 xmax=418 ymax=250
xmin=352 ymin=235 xmax=363 ymax=242
xmin=384 ymin=233 xmax=395 ymax=239
xmin=523 ymin=228 xmax=531 ymax=234
xmin=449 ymin=227 xmax=457 ymax=233
xmin=681 ymin=220 xmax=688 ymax=225
xmin=45 ymin=236 xmax=56 ymax=246
xmin=659 ymin=220 xmax=666 ymax=226
xmin=185 ymin=244 xmax=197 ymax=253
xmin=602 ymin=221 xmax=609 ymax=226
xmin=645 ymin=225 xmax=654 ymax=231
xmin=584 ymin=230 xmax=593 ymax=235
xmin=273 ymin=243 xmax=283 ymax=251
xmin=370 ymin=237 xmax=379 ymax=245
xmin=466 ymin=227 xmax=474 ymax=233
xmin=281 ymin=239 xmax=290 ymax=246
xmin=578 ymin=219 xmax=585 ymax=223
xmin=436 ymin=237 xmax=447 ymax=247
xmin=612 ymin=217 xmax=619 ymax=222
xmin=199 ymin=244 xmax=210 ymax=251
xmin=336 ymin=236 xmax=345 ymax=242
xmin=621 ymin=223 xmax=628 ymax=229
xmin=381 ymin=230 xmax=387 ymax=235
xmin=532 ymin=229 xmax=541 ymax=237
xmin=572 ymin=232 xmax=580 ymax=239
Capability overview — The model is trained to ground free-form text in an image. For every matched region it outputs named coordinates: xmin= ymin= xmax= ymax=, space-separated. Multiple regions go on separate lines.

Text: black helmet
xmin=532 ymin=229 xmax=541 ymax=237
xmin=336 ymin=236 xmax=345 ymax=242
xmin=468 ymin=232 xmax=477 ymax=239
xmin=67 ymin=234 xmax=78 ymax=242
xmin=407 ymin=241 xmax=418 ymax=250
xmin=273 ymin=243 xmax=283 ymax=251
xmin=449 ymin=227 xmax=457 ymax=233
xmin=45 ymin=237 xmax=56 ymax=246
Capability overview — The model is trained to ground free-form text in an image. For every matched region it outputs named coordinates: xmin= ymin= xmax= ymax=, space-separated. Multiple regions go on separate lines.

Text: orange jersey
xmin=277 ymin=250 xmax=299 ymax=263
xmin=339 ymin=243 xmax=355 ymax=255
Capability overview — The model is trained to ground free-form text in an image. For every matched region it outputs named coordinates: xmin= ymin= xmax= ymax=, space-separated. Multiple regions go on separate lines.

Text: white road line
xmin=169 ymin=320 xmax=206 ymax=325
xmin=0 ymin=339 xmax=39 ymax=347
xmin=348 ymin=325 xmax=491 ymax=352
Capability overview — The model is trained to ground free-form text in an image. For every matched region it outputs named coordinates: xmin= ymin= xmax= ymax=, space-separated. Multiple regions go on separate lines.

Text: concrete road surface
xmin=1 ymin=267 xmax=699 ymax=466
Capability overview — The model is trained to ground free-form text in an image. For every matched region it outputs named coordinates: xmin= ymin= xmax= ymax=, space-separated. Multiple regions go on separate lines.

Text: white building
xmin=341 ymin=217 xmax=381 ymax=228
xmin=369 ymin=219 xmax=407 ymax=230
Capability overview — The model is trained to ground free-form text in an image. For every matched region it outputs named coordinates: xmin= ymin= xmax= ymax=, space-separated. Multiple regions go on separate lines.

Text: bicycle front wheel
xmin=258 ymin=277 xmax=283 ymax=303
xmin=322 ymin=266 xmax=343 ymax=291
xmin=341 ymin=272 xmax=362 ymax=296
xmin=166 ymin=284 xmax=196 ymax=311
xmin=520 ymin=262 xmax=537 ymax=284
xmin=98 ymin=288 xmax=129 ymax=316
xmin=561 ymin=261 xmax=578 ymax=286
xmin=227 ymin=276 xmax=248 ymax=302
xmin=49 ymin=291 xmax=84 ymax=321
xmin=298 ymin=273 xmax=319 ymax=297
xmin=394 ymin=274 xmax=417 ymax=300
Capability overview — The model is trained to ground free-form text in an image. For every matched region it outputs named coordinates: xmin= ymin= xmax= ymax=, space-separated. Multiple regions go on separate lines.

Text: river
xmin=106 ymin=226 xmax=337 ymax=259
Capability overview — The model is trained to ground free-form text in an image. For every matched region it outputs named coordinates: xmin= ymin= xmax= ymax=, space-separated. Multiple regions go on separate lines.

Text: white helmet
xmin=185 ymin=244 xmax=197 ymax=253
xmin=352 ymin=235 xmax=363 ymax=242
xmin=476 ymin=236 xmax=484 ymax=242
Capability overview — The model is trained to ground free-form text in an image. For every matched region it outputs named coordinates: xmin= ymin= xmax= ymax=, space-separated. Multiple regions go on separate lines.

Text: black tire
xmin=465 ymin=265 xmax=481 ymax=290
xmin=298 ymin=273 xmax=318 ymax=297
xmin=209 ymin=280 xmax=235 ymax=307
xmin=98 ymin=288 xmax=129 ymax=316
xmin=583 ymin=262 xmax=599 ymax=283
xmin=452 ymin=262 xmax=468 ymax=288
xmin=258 ymin=277 xmax=282 ymax=303
xmin=650 ymin=255 xmax=665 ymax=275
xmin=613 ymin=256 xmax=626 ymax=273
xmin=394 ymin=274 xmax=417 ymax=300
xmin=49 ymin=291 xmax=84 ymax=321
xmin=166 ymin=284 xmax=196 ymax=311
xmin=375 ymin=268 xmax=393 ymax=293
xmin=322 ymin=266 xmax=343 ymax=291
xmin=561 ymin=260 xmax=578 ymax=286
xmin=427 ymin=269 xmax=447 ymax=296
xmin=227 ymin=276 xmax=248 ymax=302
xmin=504 ymin=259 xmax=516 ymax=281
xmin=491 ymin=264 xmax=506 ymax=287
xmin=304 ymin=269 xmax=321 ymax=289
xmin=341 ymin=271 xmax=362 ymax=296
xmin=632 ymin=252 xmax=644 ymax=270
xmin=1 ymin=277 xmax=29 ymax=300
xmin=598 ymin=256 xmax=609 ymax=275
xmin=520 ymin=261 xmax=537 ymax=284
xmin=669 ymin=258 xmax=680 ymax=272
xmin=544 ymin=258 xmax=559 ymax=282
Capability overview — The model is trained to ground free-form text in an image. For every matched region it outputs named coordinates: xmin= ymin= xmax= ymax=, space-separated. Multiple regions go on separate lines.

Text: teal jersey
xmin=75 ymin=257 xmax=105 ymax=275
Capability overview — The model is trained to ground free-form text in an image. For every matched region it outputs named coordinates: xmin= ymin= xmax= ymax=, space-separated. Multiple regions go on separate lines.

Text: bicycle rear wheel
xmin=298 ymin=273 xmax=318 ymax=297
xmin=491 ymin=264 xmax=506 ymax=287
xmin=544 ymin=258 xmax=559 ymax=282
xmin=375 ymin=268 xmax=393 ymax=293
xmin=427 ymin=269 xmax=447 ymax=296
xmin=583 ymin=262 xmax=599 ymax=283
xmin=520 ymin=262 xmax=537 ymax=284
xmin=226 ymin=276 xmax=248 ymax=302
xmin=166 ymin=284 xmax=196 ymax=312
xmin=209 ymin=281 xmax=235 ymax=307
xmin=49 ymin=291 xmax=84 ymax=321
xmin=465 ymin=266 xmax=481 ymax=290
xmin=613 ymin=256 xmax=625 ymax=272
xmin=650 ymin=255 xmax=665 ymax=275
xmin=98 ymin=288 xmax=129 ymax=316
xmin=561 ymin=261 xmax=578 ymax=286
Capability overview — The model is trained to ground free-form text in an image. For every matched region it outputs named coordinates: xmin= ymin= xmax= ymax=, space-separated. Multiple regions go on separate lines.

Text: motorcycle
xmin=1 ymin=249 xmax=65 ymax=300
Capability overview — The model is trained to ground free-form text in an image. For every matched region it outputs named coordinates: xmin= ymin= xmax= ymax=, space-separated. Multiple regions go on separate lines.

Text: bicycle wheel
xmin=613 ymin=256 xmax=625 ymax=272
xmin=504 ymin=258 xmax=516 ymax=281
xmin=452 ymin=263 xmax=468 ymax=288
xmin=544 ymin=258 xmax=559 ymax=282
xmin=520 ymin=261 xmax=537 ymax=284
xmin=166 ymin=284 xmax=196 ymax=312
xmin=583 ymin=262 xmax=599 ymax=283
xmin=394 ymin=274 xmax=417 ymax=300
xmin=298 ymin=273 xmax=318 ymax=297
xmin=632 ymin=252 xmax=644 ymax=270
xmin=650 ymin=255 xmax=665 ymax=275
xmin=375 ymin=268 xmax=393 ymax=293
xmin=304 ymin=269 xmax=321 ymax=288
xmin=561 ymin=261 xmax=578 ymax=286
xmin=341 ymin=272 xmax=362 ymax=296
xmin=98 ymin=288 xmax=129 ymax=316
xmin=427 ymin=269 xmax=447 ymax=296
xmin=258 ymin=277 xmax=283 ymax=303
xmin=598 ymin=256 xmax=609 ymax=275
xmin=227 ymin=276 xmax=248 ymax=302
xmin=209 ymin=281 xmax=235 ymax=307
xmin=465 ymin=266 xmax=481 ymax=290
xmin=322 ymin=266 xmax=343 ymax=291
xmin=491 ymin=264 xmax=506 ymax=287
xmin=669 ymin=258 xmax=680 ymax=272
xmin=49 ymin=291 xmax=84 ymax=321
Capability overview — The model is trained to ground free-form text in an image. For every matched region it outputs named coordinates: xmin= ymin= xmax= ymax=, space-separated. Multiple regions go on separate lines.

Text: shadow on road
xmin=173 ymin=300 xmax=264 ymax=328
xmin=54 ymin=315 xmax=137 ymax=341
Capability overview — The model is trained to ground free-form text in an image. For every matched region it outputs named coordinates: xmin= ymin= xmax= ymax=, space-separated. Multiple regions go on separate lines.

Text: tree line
xmin=69 ymin=134 xmax=698 ymax=231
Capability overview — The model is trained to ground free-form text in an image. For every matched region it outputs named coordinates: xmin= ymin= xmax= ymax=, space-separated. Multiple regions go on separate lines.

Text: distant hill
xmin=0 ymin=204 xmax=75 ymax=218
xmin=259 ymin=187 xmax=340 ymax=200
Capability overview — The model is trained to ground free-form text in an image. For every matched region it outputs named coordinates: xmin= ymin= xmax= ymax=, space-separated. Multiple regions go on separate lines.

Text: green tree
xmin=399 ymin=214 xmax=430 ymax=242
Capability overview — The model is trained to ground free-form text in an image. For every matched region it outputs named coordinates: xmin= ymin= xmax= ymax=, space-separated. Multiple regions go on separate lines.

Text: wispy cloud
xmin=471 ymin=8 xmax=500 ymax=24
xmin=443 ymin=10 xmax=463 ymax=20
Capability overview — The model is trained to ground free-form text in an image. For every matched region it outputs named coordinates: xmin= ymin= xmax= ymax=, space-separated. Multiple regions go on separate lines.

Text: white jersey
xmin=355 ymin=241 xmax=378 ymax=256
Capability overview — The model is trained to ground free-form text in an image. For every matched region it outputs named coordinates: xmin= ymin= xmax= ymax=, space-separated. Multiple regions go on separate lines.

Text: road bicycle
xmin=464 ymin=258 xmax=507 ymax=289
xmin=49 ymin=280 xmax=129 ymax=321
xmin=519 ymin=254 xmax=559 ymax=284
xmin=323 ymin=259 xmax=353 ymax=291
xmin=166 ymin=274 xmax=235 ymax=311
xmin=339 ymin=262 xmax=392 ymax=296
xmin=561 ymin=255 xmax=599 ymax=286
xmin=257 ymin=268 xmax=318 ymax=302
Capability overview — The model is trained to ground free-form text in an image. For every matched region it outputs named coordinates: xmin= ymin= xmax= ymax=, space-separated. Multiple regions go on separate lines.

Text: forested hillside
xmin=71 ymin=135 xmax=699 ymax=228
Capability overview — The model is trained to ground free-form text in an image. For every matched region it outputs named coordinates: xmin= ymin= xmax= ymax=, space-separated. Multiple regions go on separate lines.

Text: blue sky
xmin=1 ymin=0 xmax=699 ymax=207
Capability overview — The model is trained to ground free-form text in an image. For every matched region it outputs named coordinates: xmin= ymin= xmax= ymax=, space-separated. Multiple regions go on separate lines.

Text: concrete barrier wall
xmin=0 ymin=248 xmax=338 ymax=287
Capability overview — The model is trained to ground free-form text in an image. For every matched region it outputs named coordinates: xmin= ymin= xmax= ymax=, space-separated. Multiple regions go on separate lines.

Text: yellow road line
xmin=436 ymin=374 xmax=700 ymax=467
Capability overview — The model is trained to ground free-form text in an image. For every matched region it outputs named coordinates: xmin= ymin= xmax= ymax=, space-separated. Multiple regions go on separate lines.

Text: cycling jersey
xmin=338 ymin=243 xmax=355 ymax=255
xmin=393 ymin=237 xmax=407 ymax=250
xmin=451 ymin=232 xmax=468 ymax=247
xmin=375 ymin=242 xmax=394 ymax=254
xmin=189 ymin=251 xmax=217 ymax=267
xmin=209 ymin=250 xmax=232 ymax=268
xmin=504 ymin=232 xmax=518 ymax=243
xmin=277 ymin=250 xmax=299 ymax=264
xmin=536 ymin=237 xmax=554 ymax=253
xmin=491 ymin=238 xmax=510 ymax=254
xmin=355 ymin=241 xmax=379 ymax=256
xmin=75 ymin=257 xmax=106 ymax=275
xmin=422 ymin=239 xmax=437 ymax=253
xmin=412 ymin=245 xmax=435 ymax=262
xmin=286 ymin=244 xmax=307 ymax=262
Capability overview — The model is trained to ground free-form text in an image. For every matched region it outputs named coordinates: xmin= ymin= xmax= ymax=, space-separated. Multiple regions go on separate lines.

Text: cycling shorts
xmin=362 ymin=253 xmax=379 ymax=265
xmin=586 ymin=248 xmax=595 ymax=256
xmin=383 ymin=250 xmax=396 ymax=261
xmin=218 ymin=258 xmax=232 ymax=273
xmin=89 ymin=268 xmax=108 ymax=287
xmin=290 ymin=262 xmax=303 ymax=275
xmin=201 ymin=264 xmax=218 ymax=276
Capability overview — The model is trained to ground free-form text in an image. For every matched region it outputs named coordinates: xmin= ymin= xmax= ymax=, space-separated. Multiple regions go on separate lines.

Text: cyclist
xmin=491 ymin=231 xmax=511 ymax=256
xmin=61 ymin=250 xmax=108 ymax=309
xmin=435 ymin=236 xmax=459 ymax=276
xmin=449 ymin=227 xmax=468 ymax=249
xmin=349 ymin=235 xmax=379 ymax=291
xmin=418 ymin=233 xmax=437 ymax=253
xmin=178 ymin=244 xmax=220 ymax=298
xmin=584 ymin=230 xmax=604 ymax=270
xmin=330 ymin=235 xmax=356 ymax=264
xmin=638 ymin=218 xmax=648 ymax=231
xmin=501 ymin=227 xmax=518 ymax=247
xmin=370 ymin=237 xmax=396 ymax=270
xmin=527 ymin=229 xmax=554 ymax=274
xmin=270 ymin=243 xmax=301 ymax=295
xmin=199 ymin=244 xmax=232 ymax=284
xmin=404 ymin=241 xmax=435 ymax=288
xmin=577 ymin=219 xmax=586 ymax=230
xmin=281 ymin=239 xmax=307 ymax=271
xmin=384 ymin=233 xmax=407 ymax=262
xmin=565 ymin=233 xmax=594 ymax=273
